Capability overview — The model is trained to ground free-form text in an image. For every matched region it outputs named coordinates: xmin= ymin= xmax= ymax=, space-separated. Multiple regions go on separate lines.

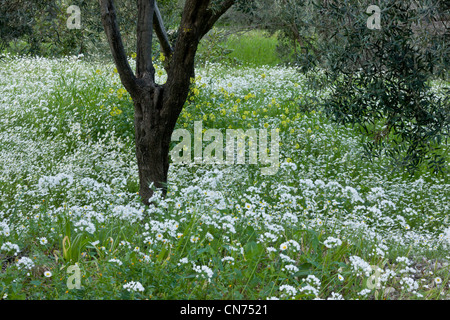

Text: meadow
xmin=0 ymin=36 xmax=449 ymax=300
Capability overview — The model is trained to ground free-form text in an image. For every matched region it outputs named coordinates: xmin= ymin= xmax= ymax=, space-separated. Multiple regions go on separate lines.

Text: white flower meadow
xmin=0 ymin=55 xmax=448 ymax=300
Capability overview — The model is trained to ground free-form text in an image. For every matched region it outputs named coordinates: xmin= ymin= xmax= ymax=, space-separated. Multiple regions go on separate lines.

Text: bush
xmin=322 ymin=0 xmax=449 ymax=174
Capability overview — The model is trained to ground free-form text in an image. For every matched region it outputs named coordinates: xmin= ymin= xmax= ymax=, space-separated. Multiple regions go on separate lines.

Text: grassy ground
xmin=223 ymin=30 xmax=281 ymax=67
xmin=0 ymin=50 xmax=449 ymax=300
xmin=197 ymin=29 xmax=282 ymax=67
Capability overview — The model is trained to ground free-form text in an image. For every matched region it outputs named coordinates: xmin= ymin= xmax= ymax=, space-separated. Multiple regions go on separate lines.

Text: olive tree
xmin=99 ymin=0 xmax=236 ymax=205
xmin=321 ymin=0 xmax=449 ymax=174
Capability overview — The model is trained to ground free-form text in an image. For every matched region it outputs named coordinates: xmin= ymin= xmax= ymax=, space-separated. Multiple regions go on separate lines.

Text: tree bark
xmin=100 ymin=0 xmax=236 ymax=205
xmin=133 ymin=85 xmax=169 ymax=204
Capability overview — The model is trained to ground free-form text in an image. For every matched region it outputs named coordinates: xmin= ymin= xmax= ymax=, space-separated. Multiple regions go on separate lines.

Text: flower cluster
xmin=123 ymin=281 xmax=145 ymax=293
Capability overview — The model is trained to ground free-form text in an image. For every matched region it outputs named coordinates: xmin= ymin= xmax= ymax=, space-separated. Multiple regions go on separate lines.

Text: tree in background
xmin=0 ymin=0 xmax=180 ymax=57
xmin=100 ymin=0 xmax=236 ymax=205
xmin=0 ymin=0 xmax=57 ymax=54
xmin=224 ymin=0 xmax=449 ymax=174
xmin=321 ymin=0 xmax=449 ymax=174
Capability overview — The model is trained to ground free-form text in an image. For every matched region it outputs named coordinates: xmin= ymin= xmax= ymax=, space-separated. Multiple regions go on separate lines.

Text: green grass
xmin=197 ymin=29 xmax=281 ymax=67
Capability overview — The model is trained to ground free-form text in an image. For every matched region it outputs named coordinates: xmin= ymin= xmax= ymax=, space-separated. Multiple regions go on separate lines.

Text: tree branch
xmin=200 ymin=0 xmax=236 ymax=38
xmin=99 ymin=0 xmax=137 ymax=96
xmin=136 ymin=0 xmax=156 ymax=82
xmin=161 ymin=0 xmax=211 ymax=121
xmin=153 ymin=1 xmax=173 ymax=62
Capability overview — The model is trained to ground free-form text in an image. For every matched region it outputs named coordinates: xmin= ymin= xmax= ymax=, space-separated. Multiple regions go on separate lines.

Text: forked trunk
xmin=99 ymin=0 xmax=237 ymax=205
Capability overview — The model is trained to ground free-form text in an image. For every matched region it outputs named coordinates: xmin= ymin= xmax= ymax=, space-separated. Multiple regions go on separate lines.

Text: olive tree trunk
xmin=99 ymin=0 xmax=235 ymax=205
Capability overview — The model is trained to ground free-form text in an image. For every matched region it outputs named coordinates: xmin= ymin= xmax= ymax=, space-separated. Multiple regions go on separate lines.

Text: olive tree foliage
xmin=0 ymin=0 xmax=180 ymax=56
xmin=321 ymin=0 xmax=449 ymax=174
xmin=0 ymin=0 xmax=63 ymax=55
xmin=226 ymin=0 xmax=449 ymax=174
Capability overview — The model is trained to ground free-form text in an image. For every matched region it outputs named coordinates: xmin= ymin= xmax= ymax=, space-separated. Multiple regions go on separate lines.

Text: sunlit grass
xmin=0 ymin=54 xmax=449 ymax=300
xmin=224 ymin=30 xmax=281 ymax=67
xmin=197 ymin=29 xmax=281 ymax=67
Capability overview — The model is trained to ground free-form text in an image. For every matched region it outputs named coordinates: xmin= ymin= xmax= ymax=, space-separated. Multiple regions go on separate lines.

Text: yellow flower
xmin=110 ymin=106 xmax=122 ymax=116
